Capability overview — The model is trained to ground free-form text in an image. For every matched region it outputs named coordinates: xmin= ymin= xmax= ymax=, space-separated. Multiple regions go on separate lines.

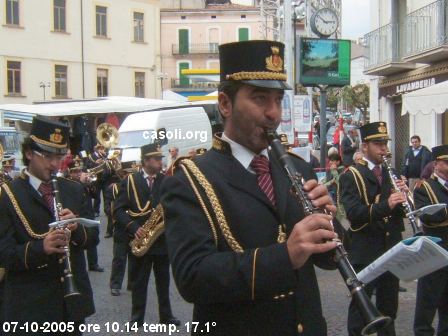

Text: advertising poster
xmin=293 ymin=95 xmax=312 ymax=133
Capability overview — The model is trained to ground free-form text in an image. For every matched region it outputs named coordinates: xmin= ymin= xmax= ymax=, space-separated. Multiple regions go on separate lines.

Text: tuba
xmin=130 ymin=204 xmax=165 ymax=257
xmin=97 ymin=122 xmax=119 ymax=148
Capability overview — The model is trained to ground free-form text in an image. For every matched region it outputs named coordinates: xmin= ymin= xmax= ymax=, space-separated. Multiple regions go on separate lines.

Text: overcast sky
xmin=341 ymin=0 xmax=371 ymax=40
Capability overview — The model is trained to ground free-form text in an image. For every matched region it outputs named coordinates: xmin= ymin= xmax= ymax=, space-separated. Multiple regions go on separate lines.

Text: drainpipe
xmin=80 ymin=0 xmax=86 ymax=98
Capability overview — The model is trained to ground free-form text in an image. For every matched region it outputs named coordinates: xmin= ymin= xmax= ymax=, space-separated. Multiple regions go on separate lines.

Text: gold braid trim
xmin=226 ymin=71 xmax=287 ymax=81
xmin=30 ymin=135 xmax=67 ymax=149
xmin=251 ymin=248 xmax=259 ymax=301
xmin=128 ymin=174 xmax=152 ymax=214
xmin=347 ymin=167 xmax=370 ymax=232
xmin=2 ymin=184 xmax=49 ymax=239
xmin=179 ymin=164 xmax=218 ymax=247
xmin=180 ymin=159 xmax=243 ymax=252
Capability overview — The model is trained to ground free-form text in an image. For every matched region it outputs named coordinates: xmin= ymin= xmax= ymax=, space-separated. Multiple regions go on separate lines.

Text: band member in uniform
xmin=0 ymin=116 xmax=95 ymax=335
xmin=67 ymin=159 xmax=103 ymax=273
xmin=87 ymin=144 xmax=110 ymax=217
xmin=108 ymin=160 xmax=135 ymax=296
xmin=161 ymin=40 xmax=338 ymax=335
xmin=1 ymin=155 xmax=15 ymax=184
xmin=413 ymin=144 xmax=448 ymax=336
xmin=114 ymin=144 xmax=179 ymax=327
xmin=339 ymin=122 xmax=407 ymax=336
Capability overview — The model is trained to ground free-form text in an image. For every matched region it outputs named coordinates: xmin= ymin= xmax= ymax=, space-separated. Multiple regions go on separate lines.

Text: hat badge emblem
xmin=378 ymin=125 xmax=387 ymax=134
xmin=266 ymin=46 xmax=283 ymax=72
xmin=50 ymin=129 xmax=63 ymax=144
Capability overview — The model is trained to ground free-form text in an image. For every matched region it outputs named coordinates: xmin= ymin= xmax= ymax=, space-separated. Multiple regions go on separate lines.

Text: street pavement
xmin=85 ymin=215 xmax=428 ymax=335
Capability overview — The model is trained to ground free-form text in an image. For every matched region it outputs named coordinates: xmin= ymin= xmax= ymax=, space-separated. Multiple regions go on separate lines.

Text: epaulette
xmin=358 ymin=159 xmax=368 ymax=166
xmin=286 ymin=150 xmax=305 ymax=161
xmin=171 ymin=156 xmax=193 ymax=175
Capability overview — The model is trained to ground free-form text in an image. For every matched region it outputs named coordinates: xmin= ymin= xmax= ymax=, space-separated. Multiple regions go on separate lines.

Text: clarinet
xmin=381 ymin=154 xmax=422 ymax=235
xmin=267 ymin=130 xmax=391 ymax=336
xmin=50 ymin=173 xmax=81 ymax=298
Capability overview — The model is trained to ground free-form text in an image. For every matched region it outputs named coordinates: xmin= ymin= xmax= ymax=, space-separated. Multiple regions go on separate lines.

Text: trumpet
xmin=86 ymin=149 xmax=121 ymax=182
xmin=267 ymin=130 xmax=391 ymax=336
xmin=50 ymin=173 xmax=81 ymax=298
xmin=381 ymin=153 xmax=421 ymax=235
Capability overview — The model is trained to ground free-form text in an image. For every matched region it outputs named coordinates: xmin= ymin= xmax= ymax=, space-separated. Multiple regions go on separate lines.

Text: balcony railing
xmin=172 ymin=43 xmax=219 ymax=55
xmin=404 ymin=0 xmax=447 ymax=57
xmin=364 ymin=23 xmax=403 ymax=70
xmin=171 ymin=78 xmax=219 ymax=89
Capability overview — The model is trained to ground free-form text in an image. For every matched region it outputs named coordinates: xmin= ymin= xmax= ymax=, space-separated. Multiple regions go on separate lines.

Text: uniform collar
xmin=24 ymin=169 xmax=44 ymax=193
xmin=363 ymin=157 xmax=381 ymax=171
xmin=141 ymin=168 xmax=156 ymax=180
xmin=433 ymin=173 xmax=447 ymax=187
xmin=221 ymin=132 xmax=269 ymax=172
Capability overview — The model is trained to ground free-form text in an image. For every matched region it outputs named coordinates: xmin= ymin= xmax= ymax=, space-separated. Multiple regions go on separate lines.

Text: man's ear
xmin=25 ymin=149 xmax=33 ymax=162
xmin=218 ymin=92 xmax=232 ymax=119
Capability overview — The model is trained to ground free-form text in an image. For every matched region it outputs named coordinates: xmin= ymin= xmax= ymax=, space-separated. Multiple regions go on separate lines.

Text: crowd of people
xmin=0 ymin=40 xmax=447 ymax=336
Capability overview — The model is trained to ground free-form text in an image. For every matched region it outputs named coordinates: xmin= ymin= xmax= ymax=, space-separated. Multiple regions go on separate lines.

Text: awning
xmin=2 ymin=110 xmax=35 ymax=123
xmin=402 ymin=81 xmax=448 ymax=115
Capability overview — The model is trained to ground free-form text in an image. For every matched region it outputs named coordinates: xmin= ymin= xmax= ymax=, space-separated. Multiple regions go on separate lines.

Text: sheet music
xmin=357 ymin=236 xmax=448 ymax=284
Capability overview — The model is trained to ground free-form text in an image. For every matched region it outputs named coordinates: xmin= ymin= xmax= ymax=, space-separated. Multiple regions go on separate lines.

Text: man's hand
xmin=388 ymin=191 xmax=407 ymax=209
xmin=135 ymin=227 xmax=146 ymax=240
xmin=286 ymin=214 xmax=338 ymax=269
xmin=43 ymin=229 xmax=69 ymax=255
xmin=59 ymin=208 xmax=78 ymax=231
xmin=303 ymin=179 xmax=337 ymax=215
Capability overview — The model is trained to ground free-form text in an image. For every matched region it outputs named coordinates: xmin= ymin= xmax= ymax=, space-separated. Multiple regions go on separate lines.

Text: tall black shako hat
xmin=359 ymin=121 xmax=390 ymax=143
xmin=141 ymin=143 xmax=164 ymax=158
xmin=219 ymin=40 xmax=291 ymax=90
xmin=432 ymin=145 xmax=448 ymax=161
xmin=30 ymin=116 xmax=69 ymax=155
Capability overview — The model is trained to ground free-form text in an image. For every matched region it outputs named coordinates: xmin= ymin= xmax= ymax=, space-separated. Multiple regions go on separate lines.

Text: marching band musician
xmin=67 ymin=158 xmax=103 ymax=273
xmin=339 ymin=122 xmax=407 ymax=336
xmin=0 ymin=116 xmax=95 ymax=335
xmin=107 ymin=160 xmax=136 ymax=296
xmin=1 ymin=154 xmax=15 ymax=184
xmin=114 ymin=143 xmax=179 ymax=327
xmin=413 ymin=144 xmax=448 ymax=336
xmin=161 ymin=40 xmax=338 ymax=336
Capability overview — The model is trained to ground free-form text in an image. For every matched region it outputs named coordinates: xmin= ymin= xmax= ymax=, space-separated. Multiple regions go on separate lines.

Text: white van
xmin=118 ymin=106 xmax=212 ymax=163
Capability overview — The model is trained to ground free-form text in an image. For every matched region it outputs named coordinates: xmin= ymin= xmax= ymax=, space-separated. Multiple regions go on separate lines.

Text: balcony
xmin=403 ymin=0 xmax=448 ymax=63
xmin=364 ymin=23 xmax=416 ymax=76
xmin=171 ymin=78 xmax=219 ymax=89
xmin=172 ymin=43 xmax=219 ymax=55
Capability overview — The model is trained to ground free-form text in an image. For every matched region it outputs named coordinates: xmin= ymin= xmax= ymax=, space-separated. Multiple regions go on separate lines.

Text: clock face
xmin=312 ymin=8 xmax=338 ymax=37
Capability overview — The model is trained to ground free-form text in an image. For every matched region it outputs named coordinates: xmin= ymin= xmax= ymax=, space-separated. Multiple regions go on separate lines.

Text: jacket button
xmin=60 ymin=277 xmax=64 ymax=283
xmin=297 ymin=324 xmax=304 ymax=333
xmin=386 ymin=232 xmax=390 ymax=237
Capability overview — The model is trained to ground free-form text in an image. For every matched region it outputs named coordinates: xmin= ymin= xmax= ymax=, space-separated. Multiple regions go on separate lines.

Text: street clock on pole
xmin=310 ymin=7 xmax=339 ymax=38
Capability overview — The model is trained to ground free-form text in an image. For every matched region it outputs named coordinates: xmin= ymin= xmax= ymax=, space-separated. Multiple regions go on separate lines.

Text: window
xmin=135 ymin=72 xmax=145 ymax=97
xmin=133 ymin=12 xmax=144 ymax=42
xmin=241 ymin=14 xmax=246 ymax=18
xmin=53 ymin=0 xmax=66 ymax=31
xmin=95 ymin=6 xmax=107 ymax=37
xmin=178 ymin=29 xmax=189 ymax=54
xmin=238 ymin=27 xmax=249 ymax=41
xmin=7 ymin=61 xmax=21 ymax=95
xmin=97 ymin=69 xmax=108 ymax=97
xmin=55 ymin=65 xmax=68 ymax=98
xmin=6 ymin=0 xmax=19 ymax=25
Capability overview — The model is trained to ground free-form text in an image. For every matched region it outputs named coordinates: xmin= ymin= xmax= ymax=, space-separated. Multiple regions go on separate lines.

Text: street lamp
xmin=156 ymin=73 xmax=168 ymax=99
xmin=292 ymin=1 xmax=305 ymax=95
xmin=39 ymin=81 xmax=51 ymax=101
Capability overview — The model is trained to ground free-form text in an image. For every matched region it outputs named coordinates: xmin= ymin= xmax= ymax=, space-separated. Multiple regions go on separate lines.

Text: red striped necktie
xmin=251 ymin=155 xmax=276 ymax=206
xmin=372 ymin=165 xmax=382 ymax=185
xmin=38 ymin=182 xmax=55 ymax=213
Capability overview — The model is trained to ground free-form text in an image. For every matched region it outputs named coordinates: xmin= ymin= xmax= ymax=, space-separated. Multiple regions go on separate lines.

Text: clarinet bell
xmin=64 ymin=273 xmax=81 ymax=298
xmin=355 ymin=288 xmax=392 ymax=335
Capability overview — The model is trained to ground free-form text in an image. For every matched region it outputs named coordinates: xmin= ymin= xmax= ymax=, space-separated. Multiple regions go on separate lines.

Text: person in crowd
xmin=413 ymin=144 xmax=448 ymax=336
xmin=341 ymin=128 xmax=360 ymax=166
xmin=420 ymin=160 xmax=436 ymax=180
xmin=401 ymin=135 xmax=432 ymax=191
xmin=59 ymin=149 xmax=73 ymax=176
xmin=0 ymin=116 xmax=95 ymax=335
xmin=161 ymin=40 xmax=339 ymax=335
xmin=108 ymin=160 xmax=136 ymax=296
xmin=339 ymin=121 xmax=407 ymax=336
xmin=87 ymin=144 xmax=111 ymax=217
xmin=114 ymin=143 xmax=179 ymax=327
xmin=324 ymin=153 xmax=345 ymax=222
xmin=352 ymin=151 xmax=363 ymax=166
xmin=1 ymin=155 xmax=15 ymax=184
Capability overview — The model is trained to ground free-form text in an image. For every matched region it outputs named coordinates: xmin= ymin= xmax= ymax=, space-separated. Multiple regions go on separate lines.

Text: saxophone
xmin=130 ymin=204 xmax=165 ymax=257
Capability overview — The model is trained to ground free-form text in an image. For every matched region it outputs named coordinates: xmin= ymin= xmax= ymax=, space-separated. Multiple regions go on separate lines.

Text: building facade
xmin=364 ymin=0 xmax=448 ymax=168
xmin=0 ymin=0 xmax=161 ymax=106
xmin=160 ymin=0 xmax=273 ymax=98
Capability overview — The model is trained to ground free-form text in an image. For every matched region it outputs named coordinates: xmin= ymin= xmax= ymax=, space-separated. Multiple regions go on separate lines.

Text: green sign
xmin=299 ymin=38 xmax=351 ymax=87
